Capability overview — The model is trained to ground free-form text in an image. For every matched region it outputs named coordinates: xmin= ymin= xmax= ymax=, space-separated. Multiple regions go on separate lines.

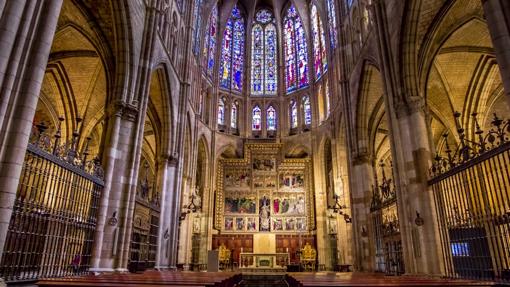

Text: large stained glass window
xmin=267 ymin=106 xmax=277 ymax=131
xmin=284 ymin=5 xmax=309 ymax=93
xmin=311 ymin=4 xmax=328 ymax=80
xmin=231 ymin=101 xmax=238 ymax=129
xmin=192 ymin=0 xmax=203 ymax=56
xmin=218 ymin=97 xmax=225 ymax=125
xmin=251 ymin=9 xmax=278 ymax=96
xmin=290 ymin=100 xmax=298 ymax=129
xmin=203 ymin=5 xmax=218 ymax=78
xmin=327 ymin=0 xmax=338 ymax=49
xmin=253 ymin=106 xmax=262 ymax=130
xmin=219 ymin=5 xmax=245 ymax=92
xmin=303 ymin=95 xmax=312 ymax=125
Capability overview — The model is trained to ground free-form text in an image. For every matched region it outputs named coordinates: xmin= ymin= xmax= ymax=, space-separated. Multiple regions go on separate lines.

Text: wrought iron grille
xmin=430 ymin=113 xmax=510 ymax=282
xmin=0 ymin=120 xmax=104 ymax=283
xmin=370 ymin=161 xmax=404 ymax=275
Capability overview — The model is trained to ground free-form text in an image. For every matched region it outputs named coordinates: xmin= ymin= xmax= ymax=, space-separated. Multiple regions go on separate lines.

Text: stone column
xmin=90 ymin=103 xmax=140 ymax=272
xmin=350 ymin=154 xmax=375 ymax=272
xmin=0 ymin=0 xmax=63 ymax=261
xmin=482 ymin=0 xmax=510 ymax=105
xmin=155 ymin=155 xmax=179 ymax=269
xmin=395 ymin=100 xmax=443 ymax=276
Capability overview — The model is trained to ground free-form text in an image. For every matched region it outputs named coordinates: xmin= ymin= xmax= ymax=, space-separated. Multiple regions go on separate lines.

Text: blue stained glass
xmin=220 ymin=5 xmax=245 ymax=91
xmin=253 ymin=106 xmax=262 ymax=130
xmin=284 ymin=5 xmax=309 ymax=94
xmin=303 ymin=95 xmax=312 ymax=125
xmin=256 ymin=9 xmax=273 ymax=23
xmin=231 ymin=101 xmax=238 ymax=128
xmin=218 ymin=97 xmax=225 ymax=125
xmin=267 ymin=106 xmax=277 ymax=131
xmin=311 ymin=4 xmax=328 ymax=80
xmin=219 ymin=17 xmax=233 ymax=89
xmin=251 ymin=25 xmax=264 ymax=95
xmin=192 ymin=0 xmax=203 ymax=56
xmin=327 ymin=0 xmax=338 ymax=49
xmin=290 ymin=100 xmax=298 ymax=128
xmin=265 ymin=24 xmax=277 ymax=95
xmin=251 ymin=10 xmax=277 ymax=96
xmin=203 ymin=5 xmax=218 ymax=78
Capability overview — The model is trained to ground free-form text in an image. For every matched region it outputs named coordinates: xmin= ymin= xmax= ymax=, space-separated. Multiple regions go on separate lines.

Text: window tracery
xmin=251 ymin=9 xmax=278 ymax=96
xmin=203 ymin=5 xmax=218 ymax=78
xmin=284 ymin=5 xmax=309 ymax=94
xmin=311 ymin=3 xmax=328 ymax=80
xmin=219 ymin=5 xmax=245 ymax=92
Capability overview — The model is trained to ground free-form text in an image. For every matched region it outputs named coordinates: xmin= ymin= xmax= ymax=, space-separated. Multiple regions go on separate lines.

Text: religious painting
xmin=224 ymin=195 xmax=256 ymax=214
xmin=253 ymin=175 xmax=276 ymax=188
xmin=296 ymin=218 xmax=306 ymax=231
xmin=275 ymin=195 xmax=305 ymax=215
xmin=273 ymin=218 xmax=283 ymax=231
xmin=285 ymin=218 xmax=296 ymax=231
xmin=225 ymin=217 xmax=234 ymax=230
xmin=279 ymin=173 xmax=304 ymax=190
xmin=247 ymin=218 xmax=257 ymax=231
xmin=253 ymin=158 xmax=276 ymax=171
xmin=225 ymin=170 xmax=251 ymax=188
xmin=236 ymin=218 xmax=246 ymax=231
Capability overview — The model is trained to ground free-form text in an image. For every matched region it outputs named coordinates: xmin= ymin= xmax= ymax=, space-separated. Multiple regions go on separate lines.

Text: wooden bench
xmin=37 ymin=271 xmax=242 ymax=287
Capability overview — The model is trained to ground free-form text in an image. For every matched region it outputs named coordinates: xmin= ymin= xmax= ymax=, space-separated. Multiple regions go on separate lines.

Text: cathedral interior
xmin=0 ymin=0 xmax=509 ymax=286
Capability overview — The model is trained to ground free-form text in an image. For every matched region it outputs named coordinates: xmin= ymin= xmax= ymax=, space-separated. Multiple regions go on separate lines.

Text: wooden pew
xmin=37 ymin=271 xmax=242 ymax=287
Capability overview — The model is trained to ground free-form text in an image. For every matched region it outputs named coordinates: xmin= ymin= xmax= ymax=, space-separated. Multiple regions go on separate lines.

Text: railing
xmin=429 ymin=113 xmax=510 ymax=282
xmin=0 ymin=120 xmax=104 ymax=283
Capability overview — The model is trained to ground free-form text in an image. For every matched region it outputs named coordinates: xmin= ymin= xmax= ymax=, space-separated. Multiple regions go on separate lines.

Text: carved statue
xmin=259 ymin=203 xmax=270 ymax=231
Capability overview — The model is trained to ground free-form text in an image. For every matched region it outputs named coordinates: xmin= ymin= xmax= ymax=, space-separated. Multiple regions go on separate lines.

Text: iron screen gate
xmin=0 ymin=125 xmax=104 ymax=283
xmin=429 ymin=114 xmax=510 ymax=282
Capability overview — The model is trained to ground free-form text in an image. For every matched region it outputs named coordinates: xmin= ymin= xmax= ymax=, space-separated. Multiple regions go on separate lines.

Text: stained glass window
xmin=251 ymin=10 xmax=278 ymax=96
xmin=325 ymin=79 xmax=331 ymax=117
xmin=218 ymin=97 xmax=225 ymax=125
xmin=192 ymin=0 xmax=203 ymax=55
xmin=311 ymin=4 xmax=328 ymax=80
xmin=290 ymin=100 xmax=298 ymax=129
xmin=303 ymin=95 xmax=312 ymax=125
xmin=284 ymin=5 xmax=309 ymax=93
xmin=231 ymin=101 xmax=238 ymax=129
xmin=219 ymin=5 xmax=245 ymax=92
xmin=327 ymin=0 xmax=338 ymax=49
xmin=203 ymin=5 xmax=218 ymax=78
xmin=347 ymin=0 xmax=354 ymax=9
xmin=252 ymin=106 xmax=262 ymax=130
xmin=267 ymin=106 xmax=277 ymax=131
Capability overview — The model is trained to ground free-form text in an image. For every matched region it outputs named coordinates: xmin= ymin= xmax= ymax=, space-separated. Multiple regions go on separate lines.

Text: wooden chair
xmin=218 ymin=244 xmax=231 ymax=270
xmin=300 ymin=243 xmax=317 ymax=271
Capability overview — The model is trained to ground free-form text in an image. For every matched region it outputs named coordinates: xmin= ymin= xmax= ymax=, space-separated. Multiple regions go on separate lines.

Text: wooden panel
xmin=276 ymin=235 xmax=316 ymax=263
xmin=212 ymin=235 xmax=254 ymax=263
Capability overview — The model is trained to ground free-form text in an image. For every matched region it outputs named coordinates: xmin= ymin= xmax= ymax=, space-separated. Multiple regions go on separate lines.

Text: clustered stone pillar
xmin=0 ymin=0 xmax=63 ymax=262
xmin=482 ymin=0 xmax=510 ymax=105
xmin=349 ymin=155 xmax=375 ymax=271
xmin=394 ymin=100 xmax=444 ymax=276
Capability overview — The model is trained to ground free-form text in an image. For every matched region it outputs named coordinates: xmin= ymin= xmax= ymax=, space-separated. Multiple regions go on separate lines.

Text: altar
xmin=239 ymin=252 xmax=290 ymax=272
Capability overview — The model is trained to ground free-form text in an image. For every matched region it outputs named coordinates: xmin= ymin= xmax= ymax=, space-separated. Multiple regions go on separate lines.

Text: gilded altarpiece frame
xmin=215 ymin=143 xmax=315 ymax=233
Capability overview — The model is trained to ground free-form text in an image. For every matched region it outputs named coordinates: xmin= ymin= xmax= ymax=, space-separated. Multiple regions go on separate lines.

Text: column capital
xmin=352 ymin=152 xmax=372 ymax=166
xmin=395 ymin=96 xmax=426 ymax=119
xmin=160 ymin=152 xmax=179 ymax=166
xmin=107 ymin=100 xmax=139 ymax=122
